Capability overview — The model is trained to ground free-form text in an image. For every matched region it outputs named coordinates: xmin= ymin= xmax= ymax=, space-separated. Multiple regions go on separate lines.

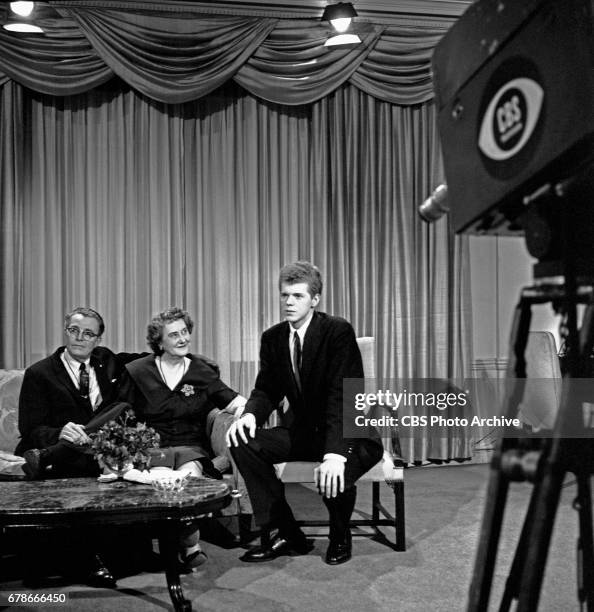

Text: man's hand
xmin=314 ymin=457 xmax=345 ymax=498
xmin=59 ymin=422 xmax=90 ymax=445
xmin=225 ymin=413 xmax=256 ymax=447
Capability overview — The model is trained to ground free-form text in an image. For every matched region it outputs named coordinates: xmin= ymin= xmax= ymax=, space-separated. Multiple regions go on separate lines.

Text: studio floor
xmin=0 ymin=463 xmax=589 ymax=611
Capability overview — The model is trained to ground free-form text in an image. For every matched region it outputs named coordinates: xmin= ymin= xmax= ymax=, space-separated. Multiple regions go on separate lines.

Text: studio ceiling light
xmin=324 ymin=33 xmax=361 ymax=47
xmin=3 ymin=22 xmax=42 ymax=32
xmin=3 ymin=1 xmax=43 ymax=32
xmin=322 ymin=2 xmax=360 ymax=47
xmin=10 ymin=2 xmax=35 ymax=17
xmin=322 ymin=2 xmax=358 ymax=33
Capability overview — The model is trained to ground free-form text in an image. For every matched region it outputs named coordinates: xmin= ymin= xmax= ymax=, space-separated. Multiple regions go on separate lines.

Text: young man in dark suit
xmin=15 ymin=306 xmax=135 ymax=588
xmin=227 ymin=261 xmax=383 ymax=565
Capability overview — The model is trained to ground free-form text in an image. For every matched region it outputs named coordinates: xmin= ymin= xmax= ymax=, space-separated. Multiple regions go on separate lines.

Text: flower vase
xmin=104 ymin=458 xmax=133 ymax=483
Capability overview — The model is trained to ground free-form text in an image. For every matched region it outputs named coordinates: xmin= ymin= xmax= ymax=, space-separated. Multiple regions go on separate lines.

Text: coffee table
xmin=0 ymin=477 xmax=231 ymax=611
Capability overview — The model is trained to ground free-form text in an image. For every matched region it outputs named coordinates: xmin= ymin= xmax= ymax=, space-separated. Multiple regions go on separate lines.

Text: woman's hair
xmin=146 ymin=307 xmax=194 ymax=355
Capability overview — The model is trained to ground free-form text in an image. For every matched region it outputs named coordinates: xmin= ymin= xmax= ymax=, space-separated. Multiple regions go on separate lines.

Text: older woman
xmin=121 ymin=307 xmax=245 ymax=567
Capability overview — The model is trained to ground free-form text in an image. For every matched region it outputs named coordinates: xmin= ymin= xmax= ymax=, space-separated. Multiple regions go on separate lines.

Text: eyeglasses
xmin=166 ymin=328 xmax=190 ymax=340
xmin=65 ymin=326 xmax=100 ymax=341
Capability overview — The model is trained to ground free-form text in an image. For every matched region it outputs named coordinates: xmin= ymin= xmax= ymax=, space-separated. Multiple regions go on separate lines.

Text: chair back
xmin=356 ymin=336 xmax=375 ymax=381
xmin=513 ymin=331 xmax=562 ymax=431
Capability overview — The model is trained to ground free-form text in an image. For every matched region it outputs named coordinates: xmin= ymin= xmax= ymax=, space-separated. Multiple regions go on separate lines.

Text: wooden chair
xmin=271 ymin=337 xmax=406 ymax=551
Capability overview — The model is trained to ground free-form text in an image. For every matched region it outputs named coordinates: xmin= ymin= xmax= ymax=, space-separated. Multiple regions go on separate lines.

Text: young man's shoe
xmin=325 ymin=532 xmax=352 ymax=565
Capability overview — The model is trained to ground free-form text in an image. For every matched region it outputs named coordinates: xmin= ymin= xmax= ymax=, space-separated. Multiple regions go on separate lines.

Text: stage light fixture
xmin=324 ymin=33 xmax=361 ymax=47
xmin=3 ymin=1 xmax=43 ymax=32
xmin=322 ymin=2 xmax=360 ymax=47
xmin=3 ymin=22 xmax=41 ymax=32
xmin=10 ymin=2 xmax=35 ymax=17
xmin=322 ymin=2 xmax=357 ymax=33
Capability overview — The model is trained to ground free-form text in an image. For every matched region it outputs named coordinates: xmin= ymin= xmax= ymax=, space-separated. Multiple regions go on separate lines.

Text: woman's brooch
xmin=181 ymin=384 xmax=195 ymax=397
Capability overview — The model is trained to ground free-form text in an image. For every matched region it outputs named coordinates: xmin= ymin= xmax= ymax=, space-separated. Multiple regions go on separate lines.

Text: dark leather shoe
xmin=180 ymin=548 xmax=208 ymax=570
xmin=22 ymin=449 xmax=45 ymax=480
xmin=240 ymin=535 xmax=313 ymax=562
xmin=325 ymin=538 xmax=352 ymax=565
xmin=86 ymin=555 xmax=116 ymax=589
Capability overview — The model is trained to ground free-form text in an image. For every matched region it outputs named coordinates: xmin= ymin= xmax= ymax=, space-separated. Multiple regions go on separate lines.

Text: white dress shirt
xmin=288 ymin=310 xmax=314 ymax=374
xmin=61 ymin=349 xmax=102 ymax=410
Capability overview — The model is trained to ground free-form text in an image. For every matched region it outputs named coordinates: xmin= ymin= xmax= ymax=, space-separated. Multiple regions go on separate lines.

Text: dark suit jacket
xmin=15 ymin=346 xmax=139 ymax=455
xmin=244 ymin=311 xmax=382 ymax=458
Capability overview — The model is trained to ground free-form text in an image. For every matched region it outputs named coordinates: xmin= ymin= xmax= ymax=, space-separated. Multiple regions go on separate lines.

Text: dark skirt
xmin=149 ymin=445 xmax=208 ymax=470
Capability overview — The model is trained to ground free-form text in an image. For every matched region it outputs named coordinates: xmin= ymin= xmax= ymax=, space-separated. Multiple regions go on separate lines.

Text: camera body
xmin=433 ymin=0 xmax=594 ymax=256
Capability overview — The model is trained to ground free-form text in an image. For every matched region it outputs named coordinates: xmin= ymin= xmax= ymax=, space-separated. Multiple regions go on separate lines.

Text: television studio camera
xmin=424 ymin=0 xmax=594 ymax=610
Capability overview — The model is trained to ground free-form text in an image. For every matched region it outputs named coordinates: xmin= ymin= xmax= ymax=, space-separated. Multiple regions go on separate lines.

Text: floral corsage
xmin=181 ymin=384 xmax=195 ymax=397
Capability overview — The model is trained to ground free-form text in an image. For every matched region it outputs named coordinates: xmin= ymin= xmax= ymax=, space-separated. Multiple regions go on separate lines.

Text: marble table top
xmin=0 ymin=477 xmax=231 ymax=526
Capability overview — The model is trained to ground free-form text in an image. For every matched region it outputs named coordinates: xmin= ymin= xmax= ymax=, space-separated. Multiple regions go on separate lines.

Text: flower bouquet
xmin=90 ymin=409 xmax=160 ymax=478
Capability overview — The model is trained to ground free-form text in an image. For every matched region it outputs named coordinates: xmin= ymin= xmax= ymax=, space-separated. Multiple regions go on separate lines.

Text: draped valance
xmin=0 ymin=1 xmax=452 ymax=105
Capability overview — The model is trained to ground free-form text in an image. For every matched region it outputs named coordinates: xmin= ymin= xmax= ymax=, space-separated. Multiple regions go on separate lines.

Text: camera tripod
xmin=467 ymin=280 xmax=594 ymax=611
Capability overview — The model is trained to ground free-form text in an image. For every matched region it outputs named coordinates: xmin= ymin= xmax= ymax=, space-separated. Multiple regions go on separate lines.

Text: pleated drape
xmin=0 ymin=82 xmax=25 ymax=368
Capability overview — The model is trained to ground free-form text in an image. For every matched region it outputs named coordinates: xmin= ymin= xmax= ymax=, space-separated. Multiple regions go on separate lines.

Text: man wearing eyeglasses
xmin=15 ymin=307 xmax=132 ymax=480
xmin=14 ymin=307 xmax=140 ymax=588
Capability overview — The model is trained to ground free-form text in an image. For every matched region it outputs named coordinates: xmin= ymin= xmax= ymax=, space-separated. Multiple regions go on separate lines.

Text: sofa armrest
xmin=0 ymin=450 xmax=25 ymax=480
xmin=206 ymin=407 xmax=252 ymax=515
xmin=0 ymin=370 xmax=25 ymax=455
xmin=206 ymin=407 xmax=233 ymax=473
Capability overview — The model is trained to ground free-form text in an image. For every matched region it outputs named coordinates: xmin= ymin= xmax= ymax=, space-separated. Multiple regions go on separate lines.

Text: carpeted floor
xmin=0 ymin=463 xmax=589 ymax=611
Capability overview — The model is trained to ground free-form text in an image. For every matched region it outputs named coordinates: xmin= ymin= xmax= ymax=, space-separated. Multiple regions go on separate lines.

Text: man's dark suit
xmin=15 ymin=345 xmax=149 ymax=583
xmin=15 ymin=346 xmax=133 ymax=476
xmin=231 ymin=311 xmax=383 ymax=538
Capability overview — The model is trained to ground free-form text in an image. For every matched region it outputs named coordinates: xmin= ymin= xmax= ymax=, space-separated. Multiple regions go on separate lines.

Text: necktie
xmin=79 ymin=363 xmax=90 ymax=398
xmin=292 ymin=332 xmax=302 ymax=392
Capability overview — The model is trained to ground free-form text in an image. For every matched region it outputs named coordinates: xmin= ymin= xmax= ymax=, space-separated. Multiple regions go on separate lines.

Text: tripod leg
xmin=468 ymin=292 xmax=533 ymax=612
xmin=498 ymin=475 xmax=543 ymax=612
xmin=467 ymin=457 xmax=511 ymax=612
xmin=574 ymin=471 xmax=594 ymax=610
xmin=516 ymin=444 xmax=566 ymax=612
xmin=577 ymin=304 xmax=594 ymax=371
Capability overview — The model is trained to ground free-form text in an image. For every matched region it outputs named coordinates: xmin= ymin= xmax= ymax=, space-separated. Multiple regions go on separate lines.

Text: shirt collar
xmin=62 ymin=347 xmax=92 ymax=370
xmin=289 ymin=310 xmax=314 ymax=342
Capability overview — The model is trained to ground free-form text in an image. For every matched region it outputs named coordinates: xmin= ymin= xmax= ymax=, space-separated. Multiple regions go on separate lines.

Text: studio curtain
xmin=0 ymin=79 xmax=472 ymax=462
xmin=0 ymin=82 xmax=25 ymax=369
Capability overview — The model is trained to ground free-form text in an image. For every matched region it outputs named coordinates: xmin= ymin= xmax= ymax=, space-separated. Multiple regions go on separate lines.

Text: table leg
xmin=158 ymin=531 xmax=191 ymax=612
